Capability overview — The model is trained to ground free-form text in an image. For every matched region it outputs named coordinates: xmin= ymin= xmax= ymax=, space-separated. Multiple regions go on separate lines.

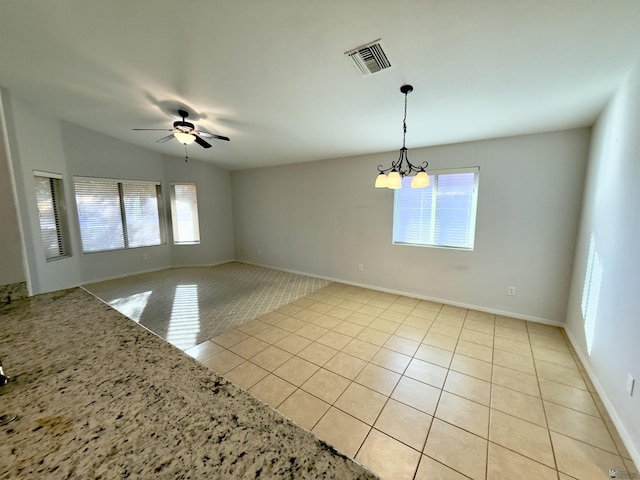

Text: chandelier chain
xmin=402 ymin=91 xmax=408 ymax=150
xmin=375 ymin=84 xmax=430 ymax=189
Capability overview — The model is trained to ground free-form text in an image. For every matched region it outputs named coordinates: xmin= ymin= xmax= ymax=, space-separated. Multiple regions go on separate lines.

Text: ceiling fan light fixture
xmin=174 ymin=131 xmax=196 ymax=145
xmin=132 ymin=109 xmax=230 ymax=153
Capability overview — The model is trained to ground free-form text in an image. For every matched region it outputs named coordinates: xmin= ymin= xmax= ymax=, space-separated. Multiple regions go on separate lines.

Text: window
xmin=74 ymin=177 xmax=165 ymax=253
xmin=393 ymin=167 xmax=479 ymax=250
xmin=581 ymin=233 xmax=602 ymax=354
xmin=170 ymin=183 xmax=200 ymax=244
xmin=34 ymin=172 xmax=71 ymax=260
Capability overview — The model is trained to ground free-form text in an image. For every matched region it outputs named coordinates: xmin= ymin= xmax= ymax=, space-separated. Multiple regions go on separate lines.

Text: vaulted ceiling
xmin=2 ymin=1 xmax=640 ymax=170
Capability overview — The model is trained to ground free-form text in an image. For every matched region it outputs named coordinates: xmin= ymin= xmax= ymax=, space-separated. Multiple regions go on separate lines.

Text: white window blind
xmin=34 ymin=174 xmax=71 ymax=260
xmin=123 ymin=182 xmax=162 ymax=248
xmin=170 ymin=183 xmax=200 ymax=244
xmin=393 ymin=167 xmax=479 ymax=250
xmin=74 ymin=177 xmax=164 ymax=253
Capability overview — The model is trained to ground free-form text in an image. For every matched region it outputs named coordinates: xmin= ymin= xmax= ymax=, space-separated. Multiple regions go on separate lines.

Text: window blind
xmin=75 ymin=179 xmax=125 ymax=252
xmin=34 ymin=175 xmax=71 ymax=260
xmin=123 ymin=183 xmax=163 ymax=247
xmin=74 ymin=177 xmax=164 ymax=253
xmin=393 ymin=168 xmax=479 ymax=250
xmin=170 ymin=183 xmax=200 ymax=244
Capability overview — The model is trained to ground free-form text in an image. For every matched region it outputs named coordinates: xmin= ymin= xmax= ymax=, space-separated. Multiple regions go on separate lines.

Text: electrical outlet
xmin=626 ymin=373 xmax=635 ymax=396
xmin=358 ymin=264 xmax=364 ymax=272
xmin=142 ymin=253 xmax=148 ymax=260
xmin=507 ymin=286 xmax=516 ymax=296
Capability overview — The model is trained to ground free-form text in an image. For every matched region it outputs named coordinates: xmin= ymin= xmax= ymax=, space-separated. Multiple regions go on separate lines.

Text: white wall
xmin=565 ymin=64 xmax=640 ymax=464
xmin=232 ymin=128 xmax=589 ymax=323
xmin=164 ymin=156 xmax=235 ymax=267
xmin=2 ymin=89 xmax=83 ymax=293
xmin=0 ymin=92 xmax=27 ymax=287
xmin=2 ymin=89 xmax=235 ymax=293
xmin=59 ymin=120 xmax=173 ymax=284
xmin=2 ymin=85 xmax=590 ymax=324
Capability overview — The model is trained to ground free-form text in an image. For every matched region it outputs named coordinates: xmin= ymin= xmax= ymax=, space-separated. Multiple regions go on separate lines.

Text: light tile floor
xmin=187 ymin=283 xmax=638 ymax=480
xmin=86 ymin=264 xmax=638 ymax=480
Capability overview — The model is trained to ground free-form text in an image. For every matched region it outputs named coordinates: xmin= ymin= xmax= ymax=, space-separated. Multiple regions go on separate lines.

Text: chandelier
xmin=375 ymin=84 xmax=430 ymax=189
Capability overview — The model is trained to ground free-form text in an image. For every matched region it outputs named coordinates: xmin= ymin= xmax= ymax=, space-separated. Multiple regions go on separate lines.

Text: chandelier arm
xmin=393 ymin=148 xmax=406 ymax=171
xmin=403 ymin=154 xmax=429 ymax=174
xmin=375 ymin=84 xmax=429 ymax=187
xmin=397 ymin=148 xmax=414 ymax=177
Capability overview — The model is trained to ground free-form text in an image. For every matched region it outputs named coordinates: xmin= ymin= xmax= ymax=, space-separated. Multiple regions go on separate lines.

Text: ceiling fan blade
xmin=194 ymin=135 xmax=212 ymax=149
xmin=197 ymin=130 xmax=230 ymax=141
xmin=156 ymin=134 xmax=174 ymax=143
xmin=132 ymin=128 xmax=173 ymax=131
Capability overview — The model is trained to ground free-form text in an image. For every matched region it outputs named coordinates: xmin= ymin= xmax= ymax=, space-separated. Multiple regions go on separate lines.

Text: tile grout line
xmin=216 ymin=295 xmax=603 ymax=479
xmin=526 ymin=319 xmax=561 ymax=479
xmin=412 ymin=302 xmax=455 ymax=480
xmin=97 ymin=266 xmax=634 ymax=480
xmin=484 ymin=310 xmax=496 ymax=480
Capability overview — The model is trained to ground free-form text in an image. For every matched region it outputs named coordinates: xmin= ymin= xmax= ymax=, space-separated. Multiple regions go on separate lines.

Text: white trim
xmin=73 ymin=175 xmax=161 ymax=185
xmin=169 ymin=181 xmax=197 ymax=186
xmin=33 ymin=170 xmax=63 ymax=179
xmin=238 ymin=260 xmax=562 ymax=326
xmin=80 ymin=266 xmax=170 ymax=287
xmin=244 ymin=261 xmax=640 ymax=465
xmin=0 ymin=90 xmax=32 ymax=295
xmin=393 ymin=166 xmax=480 ymax=250
xmin=564 ymin=329 xmax=640 ymax=469
xmin=79 ymin=259 xmax=237 ymax=287
xmin=424 ymin=165 xmax=480 ymax=176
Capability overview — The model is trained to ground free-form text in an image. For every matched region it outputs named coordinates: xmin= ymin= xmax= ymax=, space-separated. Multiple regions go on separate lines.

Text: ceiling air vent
xmin=345 ymin=40 xmax=392 ymax=77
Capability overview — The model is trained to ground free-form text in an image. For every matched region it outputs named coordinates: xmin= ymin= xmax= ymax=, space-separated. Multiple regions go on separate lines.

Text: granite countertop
xmin=0 ymin=288 xmax=378 ymax=479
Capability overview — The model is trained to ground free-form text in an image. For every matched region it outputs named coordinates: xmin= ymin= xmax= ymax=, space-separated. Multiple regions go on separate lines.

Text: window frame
xmin=73 ymin=176 xmax=166 ymax=253
xmin=33 ymin=171 xmax=72 ymax=261
xmin=392 ymin=166 xmax=480 ymax=250
xmin=169 ymin=182 xmax=201 ymax=245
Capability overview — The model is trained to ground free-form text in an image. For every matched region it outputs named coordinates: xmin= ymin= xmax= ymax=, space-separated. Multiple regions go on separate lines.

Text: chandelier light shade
xmin=387 ymin=170 xmax=402 ymax=189
xmin=375 ymin=84 xmax=430 ymax=189
xmin=174 ymin=131 xmax=196 ymax=145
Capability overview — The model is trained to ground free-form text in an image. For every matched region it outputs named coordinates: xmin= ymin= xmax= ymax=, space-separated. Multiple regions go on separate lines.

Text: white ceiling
xmin=1 ymin=1 xmax=640 ymax=170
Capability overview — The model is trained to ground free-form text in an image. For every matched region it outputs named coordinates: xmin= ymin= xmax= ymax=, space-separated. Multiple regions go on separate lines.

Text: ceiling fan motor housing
xmin=133 ymin=107 xmax=228 ymax=149
xmin=174 ymin=120 xmax=195 ymax=133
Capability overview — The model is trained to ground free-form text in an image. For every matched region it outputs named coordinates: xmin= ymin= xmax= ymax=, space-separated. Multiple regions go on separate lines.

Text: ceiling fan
xmin=133 ymin=109 xmax=230 ymax=149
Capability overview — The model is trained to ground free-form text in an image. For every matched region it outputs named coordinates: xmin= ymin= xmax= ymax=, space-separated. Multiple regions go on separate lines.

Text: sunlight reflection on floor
xmin=109 ymin=291 xmax=152 ymax=323
xmin=167 ymin=285 xmax=201 ymax=350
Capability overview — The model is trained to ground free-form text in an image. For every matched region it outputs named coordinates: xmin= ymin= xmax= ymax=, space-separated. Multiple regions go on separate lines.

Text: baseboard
xmin=564 ymin=328 xmax=640 ymax=469
xmin=71 ymin=257 xmax=638 ymax=468
xmin=80 ymin=259 xmax=237 ymax=287
xmin=80 ymin=266 xmax=171 ymax=287
xmin=236 ymin=260 xmax=562 ymax=327
xmin=168 ymin=259 xmax=236 ymax=269
xmin=243 ymin=259 xmax=638 ymax=467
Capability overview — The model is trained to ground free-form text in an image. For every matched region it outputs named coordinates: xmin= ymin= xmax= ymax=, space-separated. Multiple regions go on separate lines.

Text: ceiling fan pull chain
xmin=184 ymin=145 xmax=189 ymax=162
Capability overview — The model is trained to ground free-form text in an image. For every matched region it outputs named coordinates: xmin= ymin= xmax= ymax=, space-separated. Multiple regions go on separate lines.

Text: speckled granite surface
xmin=0 ymin=281 xmax=28 ymax=306
xmin=0 ymin=288 xmax=378 ymax=479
